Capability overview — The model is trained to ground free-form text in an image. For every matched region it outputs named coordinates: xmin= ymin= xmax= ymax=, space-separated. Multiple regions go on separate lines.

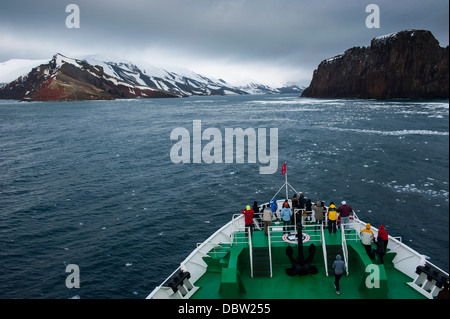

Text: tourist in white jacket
xmin=360 ymin=223 xmax=375 ymax=259
xmin=262 ymin=205 xmax=273 ymax=236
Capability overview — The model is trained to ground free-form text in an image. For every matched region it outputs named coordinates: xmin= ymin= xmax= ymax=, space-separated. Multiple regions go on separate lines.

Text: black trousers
xmin=363 ymin=244 xmax=375 ymax=259
xmin=335 ymin=274 xmax=342 ymax=291
xmin=328 ymin=220 xmax=337 ymax=233
xmin=245 ymin=224 xmax=253 ymax=237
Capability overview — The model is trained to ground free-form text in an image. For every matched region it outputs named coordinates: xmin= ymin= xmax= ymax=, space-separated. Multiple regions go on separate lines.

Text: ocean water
xmin=0 ymin=94 xmax=448 ymax=299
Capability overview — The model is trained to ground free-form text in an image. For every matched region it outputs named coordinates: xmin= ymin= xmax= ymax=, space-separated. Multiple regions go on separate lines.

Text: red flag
xmin=281 ymin=163 xmax=286 ymax=175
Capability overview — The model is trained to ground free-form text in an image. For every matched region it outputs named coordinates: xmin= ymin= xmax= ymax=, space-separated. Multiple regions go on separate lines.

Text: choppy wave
xmin=380 ymin=181 xmax=449 ymax=199
xmin=253 ymin=98 xmax=346 ymax=106
xmin=328 ymin=127 xmax=449 ymax=136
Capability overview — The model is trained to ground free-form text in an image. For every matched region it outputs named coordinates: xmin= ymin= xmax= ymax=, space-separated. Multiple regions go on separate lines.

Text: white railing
xmin=340 ymin=224 xmax=349 ymax=276
xmin=195 ymin=242 xmax=231 ymax=258
xmin=342 ymin=222 xmax=362 ymax=243
xmin=267 ymin=222 xmax=323 ymax=244
xmin=321 ymin=223 xmax=329 ymax=276
xmin=248 ymin=227 xmax=254 ymax=278
xmin=267 ymin=222 xmax=289 ymax=244
xmin=267 ymin=228 xmax=273 ymax=278
xmin=231 ymin=214 xmax=247 ymax=246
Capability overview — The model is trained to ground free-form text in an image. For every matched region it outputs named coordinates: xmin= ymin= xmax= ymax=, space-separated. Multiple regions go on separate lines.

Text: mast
xmin=271 ymin=162 xmax=300 ymax=201
xmin=285 ymin=162 xmax=288 ymax=199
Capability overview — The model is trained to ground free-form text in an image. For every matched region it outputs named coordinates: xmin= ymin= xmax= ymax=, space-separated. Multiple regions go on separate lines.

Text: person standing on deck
xmin=360 ymin=223 xmax=375 ymax=259
xmin=305 ymin=199 xmax=313 ymax=222
xmin=291 ymin=194 xmax=298 ymax=225
xmin=270 ymin=198 xmax=278 ymax=220
xmin=313 ymin=201 xmax=325 ymax=230
xmin=262 ymin=204 xmax=273 ymax=236
xmin=298 ymin=193 xmax=306 ymax=213
xmin=332 ymin=254 xmax=347 ymax=295
xmin=242 ymin=205 xmax=254 ymax=237
xmin=375 ymin=235 xmax=386 ymax=264
xmin=338 ymin=201 xmax=353 ymax=232
xmin=327 ymin=203 xmax=338 ymax=234
xmin=252 ymin=201 xmax=260 ymax=222
xmin=280 ymin=202 xmax=293 ymax=235
xmin=377 ymin=225 xmax=389 ymax=251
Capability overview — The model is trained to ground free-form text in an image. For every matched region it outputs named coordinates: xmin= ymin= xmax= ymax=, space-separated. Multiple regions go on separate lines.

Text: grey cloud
xmin=0 ymin=0 xmax=448 ymax=85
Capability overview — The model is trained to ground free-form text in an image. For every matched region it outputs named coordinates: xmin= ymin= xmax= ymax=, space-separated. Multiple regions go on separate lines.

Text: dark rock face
xmin=0 ymin=54 xmax=180 ymax=101
xmin=302 ymin=30 xmax=449 ymax=99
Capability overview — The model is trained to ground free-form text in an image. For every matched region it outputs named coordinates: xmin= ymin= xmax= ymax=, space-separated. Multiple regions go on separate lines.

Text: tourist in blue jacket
xmin=280 ymin=202 xmax=293 ymax=235
xmin=270 ymin=198 xmax=278 ymax=220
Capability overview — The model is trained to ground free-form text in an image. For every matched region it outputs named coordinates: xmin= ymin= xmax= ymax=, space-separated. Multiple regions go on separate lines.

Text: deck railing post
xmin=341 ymin=224 xmax=349 ymax=276
xmin=268 ymin=226 xmax=273 ymax=278
xmin=321 ymin=223 xmax=329 ymax=276
xmin=248 ymin=227 xmax=253 ymax=278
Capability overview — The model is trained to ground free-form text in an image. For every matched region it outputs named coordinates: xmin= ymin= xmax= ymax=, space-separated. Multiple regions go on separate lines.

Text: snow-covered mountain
xmin=232 ymin=79 xmax=305 ymax=94
xmin=0 ymin=53 xmax=304 ymax=99
xmin=80 ymin=54 xmax=248 ymax=96
xmin=0 ymin=54 xmax=179 ymax=101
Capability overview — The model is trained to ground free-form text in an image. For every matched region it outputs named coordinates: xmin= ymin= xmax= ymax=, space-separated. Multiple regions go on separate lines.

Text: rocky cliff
xmin=0 ymin=54 xmax=180 ymax=101
xmin=302 ymin=30 xmax=449 ymax=99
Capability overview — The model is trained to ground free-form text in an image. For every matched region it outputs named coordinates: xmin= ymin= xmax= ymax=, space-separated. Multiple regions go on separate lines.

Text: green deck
xmin=191 ymin=224 xmax=425 ymax=299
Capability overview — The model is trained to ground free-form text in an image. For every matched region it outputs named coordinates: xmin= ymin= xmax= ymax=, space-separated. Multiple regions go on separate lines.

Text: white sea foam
xmin=328 ymin=127 xmax=449 ymax=136
xmin=253 ymin=98 xmax=345 ymax=106
xmin=380 ymin=182 xmax=449 ymax=198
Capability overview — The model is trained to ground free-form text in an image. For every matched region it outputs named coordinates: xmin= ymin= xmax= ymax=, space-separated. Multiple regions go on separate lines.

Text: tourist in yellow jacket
xmin=327 ymin=203 xmax=338 ymax=234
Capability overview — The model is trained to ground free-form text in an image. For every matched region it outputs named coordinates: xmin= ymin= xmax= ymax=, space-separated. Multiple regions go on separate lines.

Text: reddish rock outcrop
xmin=0 ymin=54 xmax=180 ymax=101
xmin=302 ymin=30 xmax=449 ymax=99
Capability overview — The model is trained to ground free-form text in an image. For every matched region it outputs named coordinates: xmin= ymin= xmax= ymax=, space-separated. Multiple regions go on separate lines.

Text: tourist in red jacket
xmin=378 ymin=225 xmax=389 ymax=251
xmin=242 ymin=205 xmax=254 ymax=237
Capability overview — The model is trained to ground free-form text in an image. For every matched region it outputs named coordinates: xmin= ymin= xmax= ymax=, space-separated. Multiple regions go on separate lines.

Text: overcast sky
xmin=0 ymin=0 xmax=448 ymax=86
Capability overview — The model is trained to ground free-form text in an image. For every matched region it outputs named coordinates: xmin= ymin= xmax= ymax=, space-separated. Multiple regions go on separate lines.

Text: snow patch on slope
xmin=0 ymin=58 xmax=48 ymax=83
